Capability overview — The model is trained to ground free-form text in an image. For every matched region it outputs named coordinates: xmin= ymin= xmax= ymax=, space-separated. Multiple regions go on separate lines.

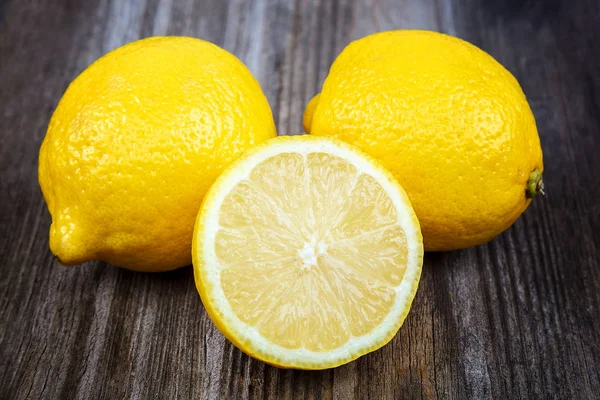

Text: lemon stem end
xmin=526 ymin=168 xmax=544 ymax=198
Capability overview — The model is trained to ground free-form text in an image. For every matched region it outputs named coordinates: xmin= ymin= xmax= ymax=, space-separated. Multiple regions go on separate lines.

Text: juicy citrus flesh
xmin=38 ymin=36 xmax=276 ymax=271
xmin=193 ymin=136 xmax=423 ymax=369
xmin=305 ymin=30 xmax=543 ymax=251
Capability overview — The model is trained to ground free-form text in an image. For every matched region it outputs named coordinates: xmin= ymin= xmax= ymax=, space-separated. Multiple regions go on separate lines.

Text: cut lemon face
xmin=192 ymin=136 xmax=423 ymax=369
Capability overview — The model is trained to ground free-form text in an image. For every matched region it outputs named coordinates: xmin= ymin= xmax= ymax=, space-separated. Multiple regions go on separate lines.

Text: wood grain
xmin=1 ymin=0 xmax=599 ymax=399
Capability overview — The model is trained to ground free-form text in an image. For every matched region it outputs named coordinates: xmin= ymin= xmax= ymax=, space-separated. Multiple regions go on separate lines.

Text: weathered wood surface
xmin=1 ymin=0 xmax=599 ymax=398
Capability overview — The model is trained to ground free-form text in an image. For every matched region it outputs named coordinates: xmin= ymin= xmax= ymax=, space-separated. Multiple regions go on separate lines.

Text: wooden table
xmin=1 ymin=0 xmax=599 ymax=398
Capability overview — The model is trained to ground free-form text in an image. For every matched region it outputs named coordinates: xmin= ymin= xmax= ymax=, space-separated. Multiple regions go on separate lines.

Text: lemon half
xmin=193 ymin=136 xmax=423 ymax=369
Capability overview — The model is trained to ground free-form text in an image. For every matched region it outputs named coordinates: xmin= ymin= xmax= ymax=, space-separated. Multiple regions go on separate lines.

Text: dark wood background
xmin=1 ymin=0 xmax=599 ymax=399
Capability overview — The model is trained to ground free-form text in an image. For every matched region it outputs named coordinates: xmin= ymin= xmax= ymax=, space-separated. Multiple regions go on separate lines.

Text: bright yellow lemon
xmin=305 ymin=30 xmax=544 ymax=251
xmin=39 ymin=36 xmax=276 ymax=271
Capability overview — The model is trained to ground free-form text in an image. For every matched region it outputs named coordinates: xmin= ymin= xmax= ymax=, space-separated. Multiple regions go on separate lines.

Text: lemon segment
xmin=193 ymin=136 xmax=423 ymax=369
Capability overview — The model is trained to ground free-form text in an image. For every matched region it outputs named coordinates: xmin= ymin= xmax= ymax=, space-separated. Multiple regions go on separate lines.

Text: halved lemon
xmin=192 ymin=136 xmax=423 ymax=369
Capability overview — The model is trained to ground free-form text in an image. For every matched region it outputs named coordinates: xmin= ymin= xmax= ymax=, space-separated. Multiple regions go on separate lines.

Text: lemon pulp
xmin=194 ymin=136 xmax=423 ymax=368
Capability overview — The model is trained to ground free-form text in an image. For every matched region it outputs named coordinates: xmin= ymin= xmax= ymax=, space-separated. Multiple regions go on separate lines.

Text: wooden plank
xmin=0 ymin=0 xmax=598 ymax=399
xmin=445 ymin=1 xmax=600 ymax=398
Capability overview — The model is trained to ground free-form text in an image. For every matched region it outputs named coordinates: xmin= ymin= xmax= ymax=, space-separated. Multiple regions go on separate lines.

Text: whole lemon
xmin=304 ymin=30 xmax=543 ymax=251
xmin=39 ymin=36 xmax=276 ymax=271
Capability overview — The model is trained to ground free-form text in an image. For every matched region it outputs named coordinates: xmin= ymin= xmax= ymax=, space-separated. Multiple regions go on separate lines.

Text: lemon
xmin=193 ymin=136 xmax=423 ymax=369
xmin=304 ymin=30 xmax=544 ymax=251
xmin=39 ymin=36 xmax=276 ymax=271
